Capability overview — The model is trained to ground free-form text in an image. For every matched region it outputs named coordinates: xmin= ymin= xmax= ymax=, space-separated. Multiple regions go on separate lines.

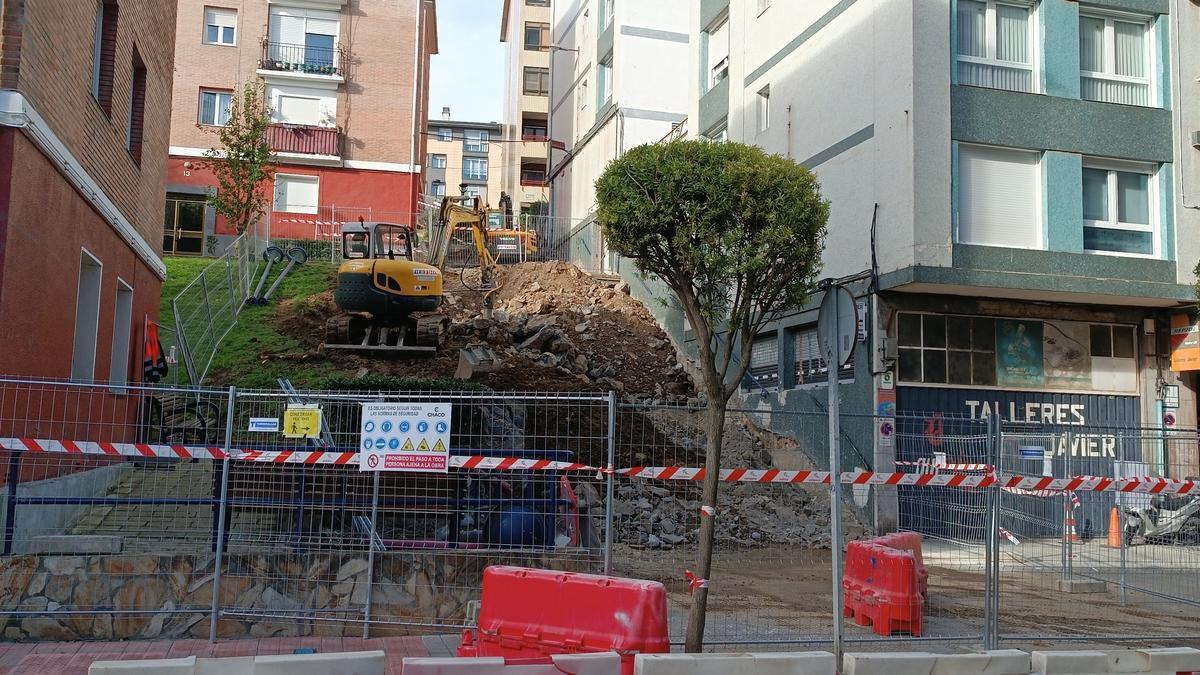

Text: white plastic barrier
xmin=843 ymin=650 xmax=1031 ymax=675
xmin=633 ymin=652 xmax=836 ymax=674
xmin=402 ymin=652 xmax=621 ymax=674
xmin=88 ymin=650 xmax=386 ymax=675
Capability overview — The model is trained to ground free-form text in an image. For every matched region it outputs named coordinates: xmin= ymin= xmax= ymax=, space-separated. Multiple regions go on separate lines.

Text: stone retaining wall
xmin=0 ymin=550 xmax=595 ymax=640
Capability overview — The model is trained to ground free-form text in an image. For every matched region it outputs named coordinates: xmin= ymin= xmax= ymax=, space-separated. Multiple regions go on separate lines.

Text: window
xmin=92 ymin=1 xmax=119 ymax=114
xmin=706 ymin=19 xmax=730 ymax=91
xmin=794 ymin=327 xmax=854 ymax=385
xmin=705 ymin=125 xmax=728 ymax=142
xmin=204 ymin=7 xmax=237 ymax=45
xmin=429 ymin=180 xmax=446 ymax=197
xmin=957 ymin=144 xmax=1040 ymax=249
xmin=898 ymin=314 xmax=996 ymax=386
xmin=746 ymin=335 xmax=779 ymax=390
xmin=127 ymin=50 xmax=147 ymax=164
xmin=463 ymin=157 xmax=488 ymax=181
xmin=522 ymin=121 xmax=548 ymax=139
xmin=599 ymin=58 xmax=613 ymax=106
xmin=524 ymin=22 xmax=549 ymax=50
xmin=521 ymin=164 xmax=546 ymax=184
xmin=602 ymin=0 xmax=614 ymax=28
xmin=523 ymin=67 xmax=550 ymax=95
xmin=1080 ymin=14 xmax=1151 ymax=106
xmin=199 ymin=90 xmax=232 ymax=126
xmin=277 ymin=95 xmax=322 ymax=126
xmin=428 ymin=153 xmax=447 ymax=169
xmin=274 ymin=174 xmax=319 ymax=213
xmin=956 ymin=0 xmax=1035 ymax=93
xmin=527 ymin=0 xmax=550 ymax=6
xmin=1082 ymin=161 xmax=1156 ymax=256
xmin=756 ymin=85 xmax=770 ymax=132
xmin=71 ymin=250 xmax=103 ymax=382
xmin=465 ymin=129 xmax=490 ymax=152
xmin=437 ymin=127 xmax=453 ymax=141
xmin=463 ymin=185 xmax=486 ymax=198
xmin=267 ymin=6 xmax=339 ymax=72
xmin=108 ymin=280 xmax=133 ymax=389
xmin=1089 ymin=324 xmax=1137 ymax=391
xmin=757 ymin=0 xmax=771 ymax=14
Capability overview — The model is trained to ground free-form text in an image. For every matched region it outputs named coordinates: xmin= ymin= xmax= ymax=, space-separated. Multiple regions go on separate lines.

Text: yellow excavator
xmin=322 ymin=191 xmax=503 ymax=359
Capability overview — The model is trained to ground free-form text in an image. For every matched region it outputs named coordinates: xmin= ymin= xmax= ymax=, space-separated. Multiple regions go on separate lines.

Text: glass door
xmin=163 ymin=194 xmax=206 ymax=256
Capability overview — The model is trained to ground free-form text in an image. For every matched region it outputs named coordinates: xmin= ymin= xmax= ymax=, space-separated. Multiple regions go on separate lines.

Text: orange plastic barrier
xmin=842 ymin=541 xmax=924 ymax=637
xmin=458 ymin=566 xmax=669 ymax=675
xmin=873 ymin=531 xmax=928 ymax=597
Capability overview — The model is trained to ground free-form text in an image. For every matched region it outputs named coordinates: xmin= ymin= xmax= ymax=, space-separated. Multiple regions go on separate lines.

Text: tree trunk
xmin=684 ymin=399 xmax=726 ymax=652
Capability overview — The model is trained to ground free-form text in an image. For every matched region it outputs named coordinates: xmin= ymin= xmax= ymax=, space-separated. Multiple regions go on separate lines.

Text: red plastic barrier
xmin=842 ymin=541 xmax=924 ymax=637
xmin=873 ymin=531 xmax=928 ymax=597
xmin=458 ymin=566 xmax=669 ymax=675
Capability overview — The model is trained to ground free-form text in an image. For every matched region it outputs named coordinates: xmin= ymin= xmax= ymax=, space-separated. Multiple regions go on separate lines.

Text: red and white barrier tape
xmin=894 ymin=461 xmax=993 ymax=472
xmin=999 ymin=527 xmax=1021 ymax=545
xmin=684 ymin=570 xmax=708 ymax=594
xmin=0 ymin=437 xmax=227 ymax=460
xmin=3 ymin=437 xmax=1197 ymax=495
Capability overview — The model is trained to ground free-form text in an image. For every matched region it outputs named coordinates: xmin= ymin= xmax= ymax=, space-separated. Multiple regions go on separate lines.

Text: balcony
xmin=520 ymin=167 xmax=547 ymax=187
xmin=266 ymin=123 xmax=341 ymax=161
xmin=259 ymin=40 xmax=344 ymax=82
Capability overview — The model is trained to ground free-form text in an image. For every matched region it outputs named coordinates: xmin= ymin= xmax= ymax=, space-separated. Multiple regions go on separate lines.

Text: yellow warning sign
xmin=401 ymin=438 xmax=415 ymax=451
xmin=283 ymin=406 xmax=322 ymax=439
xmin=417 ymin=438 xmax=430 ymax=451
xmin=433 ymin=439 xmax=446 ymax=453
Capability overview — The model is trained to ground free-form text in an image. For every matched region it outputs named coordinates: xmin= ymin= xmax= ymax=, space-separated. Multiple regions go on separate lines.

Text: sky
xmin=429 ymin=0 xmax=506 ymax=123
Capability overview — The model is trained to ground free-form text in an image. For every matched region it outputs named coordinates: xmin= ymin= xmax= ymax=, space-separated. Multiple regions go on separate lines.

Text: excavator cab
xmin=323 ymin=220 xmax=447 ymax=355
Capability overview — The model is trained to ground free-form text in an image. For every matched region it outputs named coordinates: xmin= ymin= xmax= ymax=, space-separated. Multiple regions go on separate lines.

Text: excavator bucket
xmin=455 ymin=344 xmax=500 ymax=380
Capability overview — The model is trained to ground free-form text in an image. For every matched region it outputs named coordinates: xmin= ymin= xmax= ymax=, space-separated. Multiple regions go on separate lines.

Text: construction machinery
xmin=485 ymin=193 xmax=539 ymax=261
xmin=323 ymin=219 xmax=448 ymax=354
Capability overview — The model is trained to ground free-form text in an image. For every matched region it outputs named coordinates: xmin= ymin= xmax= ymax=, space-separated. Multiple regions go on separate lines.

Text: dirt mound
xmin=268 ymin=261 xmax=695 ymax=399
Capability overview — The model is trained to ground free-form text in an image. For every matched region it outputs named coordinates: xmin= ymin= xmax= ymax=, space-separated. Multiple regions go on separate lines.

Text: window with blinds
xmin=956 ymin=0 xmax=1036 ymax=93
xmin=957 ymin=144 xmax=1041 ymax=249
xmin=794 ymin=327 xmax=853 ymax=385
xmin=1079 ymin=14 xmax=1151 ymax=107
xmin=746 ymin=335 xmax=779 ymax=390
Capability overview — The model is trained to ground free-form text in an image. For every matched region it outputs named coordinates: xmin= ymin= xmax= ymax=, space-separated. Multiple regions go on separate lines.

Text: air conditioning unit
xmin=1192 ymin=130 xmax=1200 ymax=148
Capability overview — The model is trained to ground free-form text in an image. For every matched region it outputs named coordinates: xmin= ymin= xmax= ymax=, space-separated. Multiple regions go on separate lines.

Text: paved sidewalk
xmin=0 ymin=635 xmax=436 ymax=674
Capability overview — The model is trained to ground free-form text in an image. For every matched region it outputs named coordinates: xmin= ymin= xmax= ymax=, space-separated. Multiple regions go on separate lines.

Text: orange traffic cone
xmin=1106 ymin=507 xmax=1122 ymax=548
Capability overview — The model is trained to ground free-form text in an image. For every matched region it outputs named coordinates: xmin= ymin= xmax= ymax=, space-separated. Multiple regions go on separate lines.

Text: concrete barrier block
xmin=1032 ymin=650 xmax=1109 ymax=674
xmin=635 ymin=652 xmax=835 ymax=674
xmin=845 ymin=651 xmax=1031 ymax=675
xmin=88 ymin=656 xmax=196 ymax=674
xmin=31 ymin=535 xmax=122 ymax=554
xmin=251 ymin=650 xmax=385 ymax=675
xmin=550 ymin=652 xmax=623 ymax=674
xmin=1108 ymin=647 xmax=1200 ymax=673
xmin=195 ymin=656 xmax=254 ymax=675
xmin=401 ymin=657 xmax=513 ymax=674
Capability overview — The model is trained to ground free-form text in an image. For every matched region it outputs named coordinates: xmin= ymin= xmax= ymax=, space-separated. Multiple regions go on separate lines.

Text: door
xmin=164 ymin=194 xmax=206 ymax=256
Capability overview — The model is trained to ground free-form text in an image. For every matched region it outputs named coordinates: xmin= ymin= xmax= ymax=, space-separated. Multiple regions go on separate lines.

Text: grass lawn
xmin=162 ymin=255 xmax=337 ymax=390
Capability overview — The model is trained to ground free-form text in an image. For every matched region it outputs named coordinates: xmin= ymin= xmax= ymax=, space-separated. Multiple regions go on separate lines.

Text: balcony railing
xmin=260 ymin=40 xmax=342 ymax=77
xmin=521 ymin=133 xmax=549 ymax=142
xmin=520 ymin=171 xmax=547 ymax=187
xmin=266 ymin=123 xmax=341 ymax=157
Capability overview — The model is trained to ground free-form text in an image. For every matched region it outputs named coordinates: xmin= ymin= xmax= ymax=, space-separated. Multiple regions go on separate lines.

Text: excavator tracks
xmin=322 ymin=314 xmax=445 ymax=355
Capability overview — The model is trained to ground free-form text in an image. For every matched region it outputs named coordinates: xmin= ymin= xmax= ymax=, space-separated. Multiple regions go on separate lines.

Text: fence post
xmin=604 ymin=390 xmax=616 ymax=576
xmin=984 ymin=414 xmax=1000 ymax=649
xmin=1117 ymin=431 xmax=1127 ymax=605
xmin=209 ymin=385 xmax=237 ymax=642
xmin=362 ymin=470 xmax=381 ymax=639
xmin=225 ymin=255 xmax=238 ymax=314
xmin=3 ymin=449 xmax=22 ymax=555
xmin=172 ymin=298 xmax=198 ymax=385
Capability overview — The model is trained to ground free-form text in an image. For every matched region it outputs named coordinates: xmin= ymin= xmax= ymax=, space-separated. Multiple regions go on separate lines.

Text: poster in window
xmin=996 ymin=319 xmax=1043 ymax=387
xmin=1170 ymin=313 xmax=1200 ymax=372
xmin=1042 ymin=320 xmax=1091 ymax=389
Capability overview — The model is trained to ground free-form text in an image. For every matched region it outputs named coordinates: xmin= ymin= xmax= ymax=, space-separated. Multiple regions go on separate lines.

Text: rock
xmin=660 ymin=519 xmax=678 ymax=535
xmin=493 ymin=309 xmax=509 ymax=323
xmin=112 ymin=577 xmax=168 ymax=638
xmin=575 ymin=322 xmax=590 ymax=333
xmin=260 ymin=586 xmax=300 ymax=611
xmin=597 ymin=377 xmax=624 ymax=392
xmin=571 ymin=353 xmax=589 ymax=373
xmin=42 ymin=556 xmax=84 ymax=576
xmin=336 ymin=558 xmax=369 ymax=581
xmin=645 ymin=486 xmax=671 ymax=498
xmin=538 ymin=353 xmax=559 ymax=368
xmin=646 ymin=535 xmax=663 ymax=549
xmin=102 ymin=556 xmax=159 ymax=576
xmin=517 ymin=326 xmax=552 ymax=351
xmin=547 ymin=336 xmax=572 ymax=354
xmin=614 ymin=281 xmax=630 ymax=294
xmin=751 ymin=531 xmax=762 ymax=541
xmin=20 ymin=617 xmax=74 ymax=641
xmin=331 ymin=580 xmax=353 ymax=596
xmin=660 ymin=533 xmax=687 ymax=545
xmin=528 ymin=282 xmax=542 ymax=292
xmin=472 ymin=317 xmax=493 ymax=331
xmin=526 ymin=315 xmax=557 ymax=332
xmin=44 ymin=575 xmax=74 ymax=604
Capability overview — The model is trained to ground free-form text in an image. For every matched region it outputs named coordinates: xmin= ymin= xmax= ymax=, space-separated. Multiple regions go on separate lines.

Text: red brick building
xmin=165 ymin=0 xmax=439 ymax=248
xmin=0 ymin=0 xmax=176 ymax=383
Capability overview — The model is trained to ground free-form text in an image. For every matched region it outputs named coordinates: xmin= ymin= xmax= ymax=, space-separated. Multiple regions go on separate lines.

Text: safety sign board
xmin=248 ymin=417 xmax=280 ymax=433
xmin=283 ymin=405 xmax=322 ymax=439
xmin=359 ymin=402 xmax=451 ymax=473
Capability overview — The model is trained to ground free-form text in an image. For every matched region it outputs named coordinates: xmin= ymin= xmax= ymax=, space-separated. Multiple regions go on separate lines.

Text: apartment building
xmin=166 ymin=0 xmax=437 ymax=248
xmin=500 ymin=0 xmax=552 ymax=218
xmin=548 ymin=0 xmax=690 ymax=272
xmin=0 ymin=0 xmax=175 ymax=383
xmin=675 ymin=0 xmax=1200 ymax=530
xmin=425 ymin=108 xmax=504 ymax=207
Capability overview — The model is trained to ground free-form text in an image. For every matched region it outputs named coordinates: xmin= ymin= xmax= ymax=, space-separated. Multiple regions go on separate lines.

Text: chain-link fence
xmin=0 ymin=376 xmax=1196 ymax=649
